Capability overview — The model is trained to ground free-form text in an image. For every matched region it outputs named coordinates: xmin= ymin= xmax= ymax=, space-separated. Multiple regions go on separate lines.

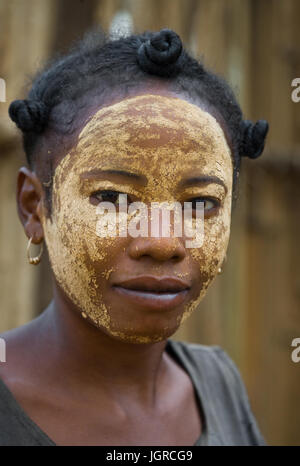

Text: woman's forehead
xmin=53 ymin=94 xmax=233 ymax=186
xmin=78 ymin=93 xmax=229 ymax=146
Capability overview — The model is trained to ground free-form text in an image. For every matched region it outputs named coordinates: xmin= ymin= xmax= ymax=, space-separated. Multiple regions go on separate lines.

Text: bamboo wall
xmin=0 ymin=0 xmax=299 ymax=445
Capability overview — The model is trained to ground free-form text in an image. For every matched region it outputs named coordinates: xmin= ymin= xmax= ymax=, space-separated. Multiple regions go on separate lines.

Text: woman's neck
xmin=37 ymin=287 xmax=170 ymax=407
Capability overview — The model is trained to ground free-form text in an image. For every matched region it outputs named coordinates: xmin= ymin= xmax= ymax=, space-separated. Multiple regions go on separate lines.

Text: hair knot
xmin=137 ymin=28 xmax=183 ymax=77
xmin=240 ymin=119 xmax=269 ymax=159
xmin=8 ymin=99 xmax=48 ymax=133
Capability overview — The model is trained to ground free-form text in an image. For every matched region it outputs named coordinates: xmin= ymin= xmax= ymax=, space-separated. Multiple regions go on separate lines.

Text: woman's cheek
xmin=41 ymin=193 xmax=113 ymax=328
xmin=190 ymin=205 xmax=230 ymax=265
xmin=178 ymin=213 xmax=230 ymax=326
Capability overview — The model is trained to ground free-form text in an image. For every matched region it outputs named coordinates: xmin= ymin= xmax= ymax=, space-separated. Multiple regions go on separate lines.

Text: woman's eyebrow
xmin=178 ymin=175 xmax=228 ymax=194
xmin=80 ymin=170 xmax=227 ymax=193
xmin=79 ymin=169 xmax=148 ymax=186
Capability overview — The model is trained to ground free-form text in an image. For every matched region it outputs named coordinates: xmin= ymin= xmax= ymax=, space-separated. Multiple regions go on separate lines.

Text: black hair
xmin=8 ymin=27 xmax=269 ymax=214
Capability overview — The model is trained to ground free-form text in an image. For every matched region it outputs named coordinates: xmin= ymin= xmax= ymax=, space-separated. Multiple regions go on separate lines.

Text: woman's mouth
xmin=112 ymin=276 xmax=190 ymax=311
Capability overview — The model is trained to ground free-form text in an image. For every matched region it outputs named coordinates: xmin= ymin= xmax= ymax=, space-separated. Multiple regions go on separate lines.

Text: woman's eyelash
xmin=90 ymin=190 xmax=130 ymax=205
xmin=90 ymin=191 xmax=221 ymax=213
xmin=185 ymin=197 xmax=221 ymax=211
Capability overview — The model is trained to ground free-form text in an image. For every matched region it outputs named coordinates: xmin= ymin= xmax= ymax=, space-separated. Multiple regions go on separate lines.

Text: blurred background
xmin=0 ymin=0 xmax=300 ymax=446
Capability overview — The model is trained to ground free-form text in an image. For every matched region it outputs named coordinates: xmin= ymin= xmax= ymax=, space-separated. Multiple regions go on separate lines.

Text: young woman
xmin=0 ymin=28 xmax=269 ymax=446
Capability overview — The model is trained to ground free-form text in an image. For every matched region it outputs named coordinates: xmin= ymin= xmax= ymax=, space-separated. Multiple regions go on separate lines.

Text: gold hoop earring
xmin=27 ymin=236 xmax=44 ymax=265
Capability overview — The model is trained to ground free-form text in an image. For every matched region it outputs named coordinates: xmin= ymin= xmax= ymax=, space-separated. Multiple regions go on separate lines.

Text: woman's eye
xmin=187 ymin=197 xmax=220 ymax=213
xmin=90 ymin=190 xmax=129 ymax=206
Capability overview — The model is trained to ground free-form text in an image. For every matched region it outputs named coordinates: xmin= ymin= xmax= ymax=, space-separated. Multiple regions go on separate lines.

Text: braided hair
xmin=8 ymin=27 xmax=269 ymax=214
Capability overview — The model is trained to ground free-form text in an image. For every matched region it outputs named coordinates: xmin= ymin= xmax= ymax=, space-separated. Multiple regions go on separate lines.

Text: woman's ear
xmin=17 ymin=166 xmax=45 ymax=243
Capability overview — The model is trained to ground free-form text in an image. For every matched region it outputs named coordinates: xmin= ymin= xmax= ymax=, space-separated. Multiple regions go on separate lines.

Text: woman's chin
xmin=97 ymin=321 xmax=180 ymax=344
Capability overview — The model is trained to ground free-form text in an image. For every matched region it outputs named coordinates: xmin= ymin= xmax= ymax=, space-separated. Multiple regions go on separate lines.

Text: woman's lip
xmin=112 ymin=286 xmax=189 ymax=311
xmin=112 ymin=276 xmax=190 ymax=292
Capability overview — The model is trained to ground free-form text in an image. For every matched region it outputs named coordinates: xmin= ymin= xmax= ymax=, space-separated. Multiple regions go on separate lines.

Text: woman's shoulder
xmin=167 ymin=339 xmax=259 ymax=423
xmin=167 ymin=339 xmax=267 ymax=446
xmin=0 ymin=317 xmax=47 ymax=405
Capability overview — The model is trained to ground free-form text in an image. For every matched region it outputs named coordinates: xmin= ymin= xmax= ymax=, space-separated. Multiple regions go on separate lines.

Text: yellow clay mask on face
xmin=41 ymin=94 xmax=233 ymax=343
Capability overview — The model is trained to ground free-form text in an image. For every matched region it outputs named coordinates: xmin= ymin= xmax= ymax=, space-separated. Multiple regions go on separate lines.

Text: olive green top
xmin=0 ymin=339 xmax=266 ymax=446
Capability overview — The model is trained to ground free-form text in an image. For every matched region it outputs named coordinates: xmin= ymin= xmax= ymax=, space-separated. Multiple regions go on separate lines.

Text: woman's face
xmin=41 ymin=94 xmax=233 ymax=343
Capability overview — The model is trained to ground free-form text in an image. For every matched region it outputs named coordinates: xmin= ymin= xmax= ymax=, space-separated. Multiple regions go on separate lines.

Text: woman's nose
xmin=127 ymin=236 xmax=186 ymax=262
